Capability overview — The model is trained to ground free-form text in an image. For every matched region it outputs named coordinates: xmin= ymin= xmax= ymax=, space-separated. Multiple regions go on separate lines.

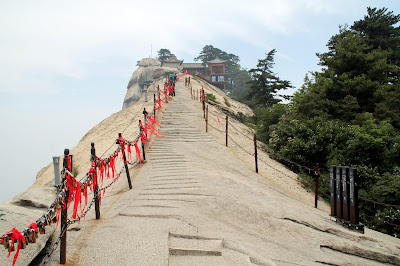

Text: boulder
xmin=7 ymin=187 xmax=57 ymax=209
xmin=122 ymin=58 xmax=179 ymax=109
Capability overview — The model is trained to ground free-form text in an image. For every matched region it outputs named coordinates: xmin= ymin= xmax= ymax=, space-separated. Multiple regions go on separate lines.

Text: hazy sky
xmin=1 ymin=0 xmax=399 ymax=201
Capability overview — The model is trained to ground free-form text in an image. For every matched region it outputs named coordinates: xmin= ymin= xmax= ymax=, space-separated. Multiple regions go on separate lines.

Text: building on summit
xmin=162 ymin=56 xmax=183 ymax=69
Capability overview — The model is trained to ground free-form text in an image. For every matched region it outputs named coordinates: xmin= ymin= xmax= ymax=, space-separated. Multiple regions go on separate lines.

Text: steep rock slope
xmin=41 ymin=77 xmax=400 ymax=265
xmin=1 ymin=75 xmax=399 ymax=265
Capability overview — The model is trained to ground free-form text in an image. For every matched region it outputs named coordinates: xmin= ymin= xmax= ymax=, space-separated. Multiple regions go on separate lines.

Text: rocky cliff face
xmin=122 ymin=58 xmax=178 ymax=109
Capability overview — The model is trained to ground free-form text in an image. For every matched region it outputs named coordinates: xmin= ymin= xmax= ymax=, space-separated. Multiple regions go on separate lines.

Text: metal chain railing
xmin=1 ymin=78 xmax=172 ymax=266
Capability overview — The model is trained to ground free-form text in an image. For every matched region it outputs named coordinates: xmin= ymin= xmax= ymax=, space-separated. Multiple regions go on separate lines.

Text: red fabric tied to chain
xmin=55 ymin=205 xmax=62 ymax=228
xmin=134 ymin=141 xmax=142 ymax=166
xmin=108 ymin=156 xmax=115 ymax=179
xmin=127 ymin=144 xmax=132 ymax=162
xmin=118 ymin=137 xmax=126 ymax=161
xmin=30 ymin=223 xmax=38 ymax=234
xmin=88 ymin=167 xmax=97 ymax=192
xmin=156 ymin=98 xmax=164 ymax=109
xmin=83 ymin=184 xmax=88 ymax=211
xmin=141 ymin=133 xmax=149 ymax=144
xmin=66 ymin=154 xmax=72 ymax=171
xmin=112 ymin=154 xmax=119 ymax=179
xmin=71 ymin=181 xmax=81 ymax=220
xmin=145 ymin=122 xmax=162 ymax=138
xmin=145 ymin=121 xmax=161 ymax=133
xmin=148 ymin=115 xmax=160 ymax=126
xmin=65 ymin=173 xmax=74 ymax=209
xmin=6 ymin=228 xmax=25 ymax=266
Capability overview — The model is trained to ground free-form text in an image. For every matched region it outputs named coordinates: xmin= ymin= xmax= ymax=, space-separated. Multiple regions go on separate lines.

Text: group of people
xmin=165 ymin=73 xmax=177 ymax=97
xmin=185 ymin=76 xmax=191 ymax=87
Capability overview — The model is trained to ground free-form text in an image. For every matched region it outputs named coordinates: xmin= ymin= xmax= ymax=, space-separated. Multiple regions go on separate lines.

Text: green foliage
xmin=352 ymin=7 xmax=400 ymax=69
xmin=294 ymin=7 xmax=400 ymax=129
xmin=263 ymin=7 xmax=400 ymax=237
xmin=224 ymin=97 xmax=231 ymax=107
xmin=229 ymin=67 xmax=253 ymax=106
xmin=206 ymin=7 xmax=400 ymax=237
xmin=253 ymin=104 xmax=289 ymax=143
xmin=365 ymin=208 xmax=400 ymax=238
xmin=157 ymin=48 xmax=175 ymax=65
xmin=269 ymin=117 xmax=352 ymax=170
xmin=205 ymin=93 xmax=220 ymax=104
xmin=194 ymin=45 xmax=240 ymax=67
xmin=247 ymin=49 xmax=292 ymax=108
xmin=345 ymin=113 xmax=399 ymax=176
xmin=234 ymin=112 xmax=247 ymax=124
xmin=195 ymin=45 xmax=252 ymax=104
xmin=370 ymin=171 xmax=400 ymax=205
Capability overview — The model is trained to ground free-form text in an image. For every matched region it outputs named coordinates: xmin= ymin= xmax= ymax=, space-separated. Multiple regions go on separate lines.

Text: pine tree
xmin=157 ymin=49 xmax=175 ymax=65
xmin=247 ymin=49 xmax=292 ymax=108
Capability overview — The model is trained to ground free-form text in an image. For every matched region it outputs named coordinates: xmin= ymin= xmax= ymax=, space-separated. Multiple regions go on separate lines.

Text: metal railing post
xmin=206 ymin=105 xmax=208 ymax=132
xmin=118 ymin=133 xmax=132 ymax=189
xmin=91 ymin=143 xmax=101 ymax=219
xmin=226 ymin=115 xmax=228 ymax=147
xmin=60 ymin=149 xmax=71 ymax=264
xmin=254 ymin=134 xmax=258 ymax=173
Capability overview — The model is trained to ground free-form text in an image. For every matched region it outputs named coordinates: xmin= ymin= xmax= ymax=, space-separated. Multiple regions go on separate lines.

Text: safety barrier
xmin=186 ymin=81 xmax=400 ymax=234
xmin=0 ymin=77 xmax=176 ymax=266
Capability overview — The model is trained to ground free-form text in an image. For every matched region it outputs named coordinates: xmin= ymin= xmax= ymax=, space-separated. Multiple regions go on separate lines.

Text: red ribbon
xmin=66 ymin=154 xmax=71 ymax=171
xmin=127 ymin=144 xmax=132 ymax=162
xmin=65 ymin=173 xmax=74 ymax=208
xmin=217 ymin=116 xmax=222 ymax=125
xmin=6 ymin=228 xmax=25 ymax=266
xmin=30 ymin=223 xmax=38 ymax=234
xmin=83 ymin=184 xmax=88 ymax=212
xmin=71 ymin=181 xmax=81 ymax=220
xmin=109 ymin=156 xmax=115 ymax=179
xmin=88 ymin=167 xmax=97 ymax=192
xmin=148 ymin=115 xmax=160 ymax=126
xmin=56 ymin=205 xmax=62 ymax=228
xmin=134 ymin=141 xmax=142 ymax=165
xmin=145 ymin=122 xmax=162 ymax=138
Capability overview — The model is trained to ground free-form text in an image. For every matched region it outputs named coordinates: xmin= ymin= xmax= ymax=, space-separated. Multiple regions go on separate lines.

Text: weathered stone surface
xmin=122 ymin=58 xmax=179 ymax=109
xmin=137 ymin=58 xmax=161 ymax=67
xmin=7 ymin=187 xmax=57 ymax=209
xmin=3 ymin=73 xmax=399 ymax=266
xmin=0 ymin=203 xmax=55 ymax=266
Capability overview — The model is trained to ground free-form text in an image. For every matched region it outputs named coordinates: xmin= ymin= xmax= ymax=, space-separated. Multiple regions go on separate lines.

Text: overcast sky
xmin=1 ymin=0 xmax=399 ymax=201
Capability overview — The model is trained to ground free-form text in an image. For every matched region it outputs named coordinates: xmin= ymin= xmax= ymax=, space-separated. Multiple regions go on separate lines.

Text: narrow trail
xmin=44 ymin=79 xmax=400 ymax=266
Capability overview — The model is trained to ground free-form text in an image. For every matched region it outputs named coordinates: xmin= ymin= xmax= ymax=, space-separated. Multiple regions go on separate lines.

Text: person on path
xmin=143 ymin=108 xmax=148 ymax=121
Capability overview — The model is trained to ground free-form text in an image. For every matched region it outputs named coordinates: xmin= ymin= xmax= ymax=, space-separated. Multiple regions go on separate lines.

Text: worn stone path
xmin=43 ymin=79 xmax=400 ymax=266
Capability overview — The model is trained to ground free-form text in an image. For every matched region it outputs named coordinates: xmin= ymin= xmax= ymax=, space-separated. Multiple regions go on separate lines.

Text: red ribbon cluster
xmin=1 ymin=228 xmax=25 ymax=266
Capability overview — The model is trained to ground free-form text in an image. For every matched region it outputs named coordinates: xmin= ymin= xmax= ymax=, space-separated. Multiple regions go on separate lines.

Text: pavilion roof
xmin=207 ymin=57 xmax=227 ymax=64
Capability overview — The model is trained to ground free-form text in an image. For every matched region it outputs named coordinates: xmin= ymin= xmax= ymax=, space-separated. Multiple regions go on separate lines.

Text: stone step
xmin=222 ymin=248 xmax=253 ymax=265
xmin=169 ymin=234 xmax=223 ymax=256
xmin=169 ymin=255 xmax=228 ymax=266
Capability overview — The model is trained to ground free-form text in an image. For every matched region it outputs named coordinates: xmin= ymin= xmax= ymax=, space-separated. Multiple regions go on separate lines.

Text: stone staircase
xmin=125 ymin=84 xmax=256 ymax=265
